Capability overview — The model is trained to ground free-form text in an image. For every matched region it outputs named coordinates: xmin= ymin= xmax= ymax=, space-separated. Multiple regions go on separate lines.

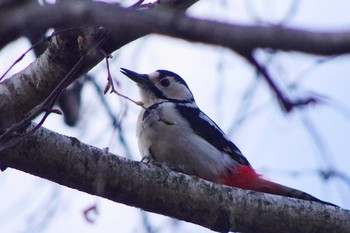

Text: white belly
xmin=136 ymin=104 xmax=235 ymax=182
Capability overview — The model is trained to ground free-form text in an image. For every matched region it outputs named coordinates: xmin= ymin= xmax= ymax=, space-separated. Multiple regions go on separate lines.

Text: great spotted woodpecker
xmin=121 ymin=68 xmax=335 ymax=206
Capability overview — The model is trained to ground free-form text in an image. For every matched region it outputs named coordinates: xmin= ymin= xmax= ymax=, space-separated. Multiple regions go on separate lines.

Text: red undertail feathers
xmin=221 ymin=165 xmax=337 ymax=206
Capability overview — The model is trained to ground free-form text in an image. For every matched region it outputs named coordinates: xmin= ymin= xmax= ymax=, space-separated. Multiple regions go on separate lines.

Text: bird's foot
xmin=141 ymin=155 xmax=183 ymax=173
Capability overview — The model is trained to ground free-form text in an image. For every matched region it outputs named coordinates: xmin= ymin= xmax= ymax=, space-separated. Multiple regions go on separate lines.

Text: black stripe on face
xmin=148 ymin=85 xmax=168 ymax=100
xmin=147 ymin=82 xmax=194 ymax=104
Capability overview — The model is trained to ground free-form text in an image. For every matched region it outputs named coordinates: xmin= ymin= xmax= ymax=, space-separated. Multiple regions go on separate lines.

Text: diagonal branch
xmin=0 ymin=1 xmax=347 ymax=118
xmin=0 ymin=124 xmax=349 ymax=233
xmin=0 ymin=1 xmax=348 ymax=128
xmin=244 ymin=53 xmax=319 ymax=112
xmin=0 ymin=27 xmax=107 ymax=151
xmin=0 ymin=1 xmax=197 ymax=147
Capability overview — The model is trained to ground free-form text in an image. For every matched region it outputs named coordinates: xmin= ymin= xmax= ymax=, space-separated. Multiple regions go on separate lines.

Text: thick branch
xmin=1 ymin=2 xmax=350 ymax=55
xmin=0 ymin=125 xmax=349 ymax=233
xmin=0 ymin=0 xmax=197 ymax=127
xmin=0 ymin=1 xmax=347 ymax=131
xmin=0 ymin=26 xmax=106 ymax=142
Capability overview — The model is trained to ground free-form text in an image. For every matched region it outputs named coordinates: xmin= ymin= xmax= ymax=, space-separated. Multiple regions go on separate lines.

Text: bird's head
xmin=121 ymin=68 xmax=195 ymax=107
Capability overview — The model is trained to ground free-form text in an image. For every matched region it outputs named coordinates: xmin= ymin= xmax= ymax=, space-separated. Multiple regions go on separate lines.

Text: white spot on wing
xmin=198 ymin=111 xmax=225 ymax=135
xmin=198 ymin=112 xmax=243 ymax=155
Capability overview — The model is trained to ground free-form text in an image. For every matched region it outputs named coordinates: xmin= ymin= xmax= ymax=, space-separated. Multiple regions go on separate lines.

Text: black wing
xmin=176 ymin=105 xmax=251 ymax=166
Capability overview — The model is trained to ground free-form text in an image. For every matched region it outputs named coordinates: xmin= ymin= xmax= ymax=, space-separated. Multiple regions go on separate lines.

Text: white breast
xmin=136 ymin=102 xmax=236 ymax=182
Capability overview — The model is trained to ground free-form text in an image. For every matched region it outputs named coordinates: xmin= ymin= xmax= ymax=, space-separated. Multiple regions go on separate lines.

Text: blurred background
xmin=1 ymin=0 xmax=350 ymax=232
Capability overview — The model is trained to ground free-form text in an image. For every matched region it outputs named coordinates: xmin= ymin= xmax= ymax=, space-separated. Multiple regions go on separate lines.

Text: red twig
xmin=0 ymin=28 xmax=107 ymax=152
xmin=102 ymin=54 xmax=145 ymax=108
xmin=0 ymin=37 xmax=50 ymax=82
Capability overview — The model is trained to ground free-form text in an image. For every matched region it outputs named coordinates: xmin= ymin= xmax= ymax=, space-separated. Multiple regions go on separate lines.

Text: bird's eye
xmin=160 ymin=79 xmax=170 ymax=87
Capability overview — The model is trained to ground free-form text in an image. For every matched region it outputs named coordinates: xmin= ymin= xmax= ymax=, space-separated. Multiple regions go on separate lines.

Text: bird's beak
xmin=120 ymin=68 xmax=152 ymax=86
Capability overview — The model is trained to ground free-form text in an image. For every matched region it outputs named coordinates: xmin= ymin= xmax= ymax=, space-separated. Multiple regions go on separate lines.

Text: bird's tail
xmin=221 ymin=165 xmax=336 ymax=206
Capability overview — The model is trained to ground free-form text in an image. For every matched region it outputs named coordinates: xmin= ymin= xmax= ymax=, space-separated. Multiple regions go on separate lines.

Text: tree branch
xmin=0 ymin=1 xmax=347 ymax=130
xmin=0 ymin=124 xmax=348 ymax=233
xmin=1 ymin=1 xmax=350 ymax=55
xmin=0 ymin=0 xmax=199 ymax=163
xmin=243 ymin=53 xmax=319 ymax=112
xmin=0 ymin=26 xmax=109 ymax=153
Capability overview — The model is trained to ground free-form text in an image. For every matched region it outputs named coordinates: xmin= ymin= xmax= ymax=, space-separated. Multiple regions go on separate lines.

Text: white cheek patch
xmin=170 ymin=87 xmax=185 ymax=99
xmin=171 ymin=77 xmax=195 ymax=102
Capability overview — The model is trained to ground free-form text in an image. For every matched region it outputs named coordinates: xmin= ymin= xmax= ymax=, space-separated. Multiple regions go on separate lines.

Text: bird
xmin=120 ymin=67 xmax=336 ymax=206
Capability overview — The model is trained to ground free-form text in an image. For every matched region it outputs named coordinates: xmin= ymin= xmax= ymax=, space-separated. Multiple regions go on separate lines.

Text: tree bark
xmin=0 ymin=124 xmax=349 ymax=233
xmin=1 ymin=1 xmax=350 ymax=55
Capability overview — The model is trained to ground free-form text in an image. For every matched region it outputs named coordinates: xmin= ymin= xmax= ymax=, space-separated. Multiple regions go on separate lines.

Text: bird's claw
xmin=141 ymin=155 xmax=182 ymax=173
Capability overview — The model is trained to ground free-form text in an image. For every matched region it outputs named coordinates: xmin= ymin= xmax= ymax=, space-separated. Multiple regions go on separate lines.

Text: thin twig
xmin=101 ymin=53 xmax=145 ymax=108
xmin=300 ymin=114 xmax=336 ymax=168
xmin=0 ymin=30 xmax=107 ymax=152
xmin=0 ymin=37 xmax=50 ymax=82
xmin=86 ymin=74 xmax=133 ymax=159
xmin=130 ymin=0 xmax=145 ymax=8
xmin=0 ymin=56 xmax=87 ymax=152
xmin=244 ymin=52 xmax=319 ymax=112
xmin=0 ymin=27 xmax=93 ymax=82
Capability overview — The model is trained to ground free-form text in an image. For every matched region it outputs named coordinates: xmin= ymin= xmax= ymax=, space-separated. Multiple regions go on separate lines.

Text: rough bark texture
xmin=0 ymin=125 xmax=349 ymax=233
xmin=0 ymin=33 xmax=87 ymax=121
